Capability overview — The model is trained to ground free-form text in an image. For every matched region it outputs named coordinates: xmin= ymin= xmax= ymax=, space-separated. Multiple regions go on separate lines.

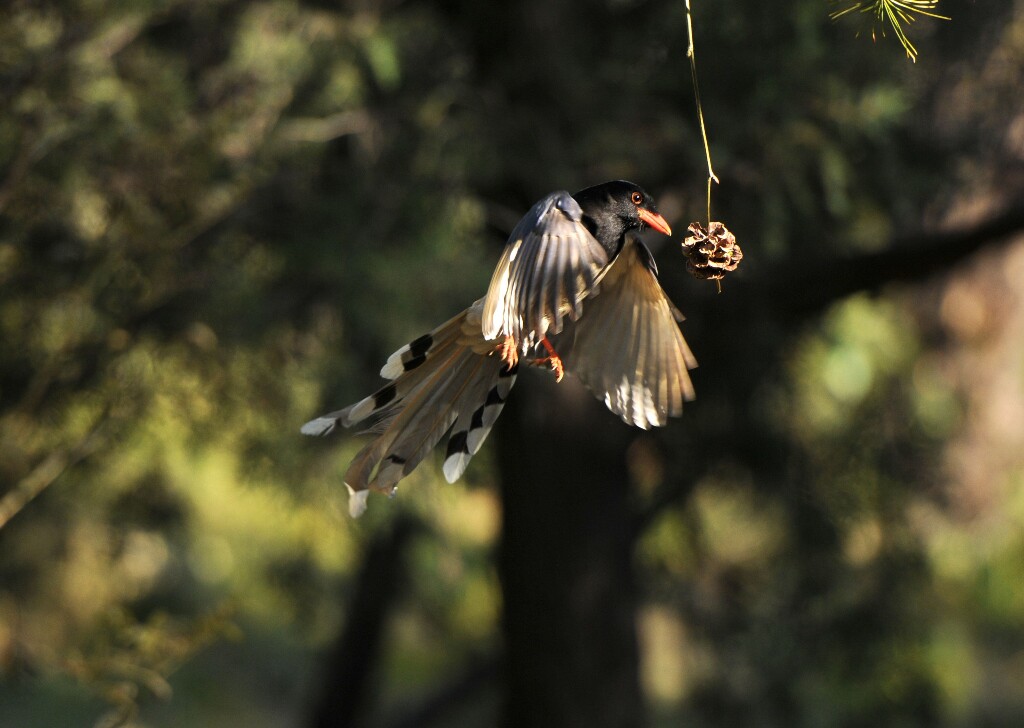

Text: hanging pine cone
xmin=681 ymin=221 xmax=743 ymax=282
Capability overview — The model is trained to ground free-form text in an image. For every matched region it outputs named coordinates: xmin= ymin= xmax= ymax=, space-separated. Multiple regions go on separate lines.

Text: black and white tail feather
xmin=301 ymin=299 xmax=516 ymax=517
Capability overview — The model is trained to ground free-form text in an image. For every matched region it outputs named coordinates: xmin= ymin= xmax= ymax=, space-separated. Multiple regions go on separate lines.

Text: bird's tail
xmin=301 ymin=300 xmax=517 ymax=516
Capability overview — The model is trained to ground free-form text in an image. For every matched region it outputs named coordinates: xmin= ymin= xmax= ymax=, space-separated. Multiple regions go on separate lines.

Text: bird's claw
xmin=530 ymin=354 xmax=564 ymax=382
xmin=498 ymin=335 xmax=518 ymax=371
xmin=550 ymin=355 xmax=564 ymax=382
xmin=537 ymin=337 xmax=564 ymax=382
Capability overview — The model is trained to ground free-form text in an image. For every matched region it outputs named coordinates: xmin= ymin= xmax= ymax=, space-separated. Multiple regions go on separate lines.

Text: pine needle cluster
xmin=830 ymin=0 xmax=950 ymax=62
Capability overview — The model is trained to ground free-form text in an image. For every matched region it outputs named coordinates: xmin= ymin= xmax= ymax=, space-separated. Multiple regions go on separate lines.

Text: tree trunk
xmin=307 ymin=515 xmax=418 ymax=728
xmin=496 ymin=375 xmax=645 ymax=728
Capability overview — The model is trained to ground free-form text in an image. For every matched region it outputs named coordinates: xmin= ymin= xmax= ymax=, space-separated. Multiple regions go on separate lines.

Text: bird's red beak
xmin=638 ymin=209 xmax=672 ymax=236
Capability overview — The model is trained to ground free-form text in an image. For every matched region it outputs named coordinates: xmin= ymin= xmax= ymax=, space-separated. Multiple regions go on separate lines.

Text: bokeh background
xmin=2 ymin=1 xmax=1024 ymax=726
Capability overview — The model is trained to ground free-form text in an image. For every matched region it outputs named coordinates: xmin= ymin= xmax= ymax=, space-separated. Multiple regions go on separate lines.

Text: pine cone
xmin=681 ymin=221 xmax=743 ymax=281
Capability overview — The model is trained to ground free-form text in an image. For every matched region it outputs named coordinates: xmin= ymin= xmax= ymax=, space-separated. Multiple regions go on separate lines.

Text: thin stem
xmin=706 ymin=177 xmax=713 ymax=225
xmin=685 ymin=0 xmax=718 ymax=225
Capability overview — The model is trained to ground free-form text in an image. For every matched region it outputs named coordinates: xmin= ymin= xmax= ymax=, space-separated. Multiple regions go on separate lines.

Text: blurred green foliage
xmin=1 ymin=0 xmax=1023 ymax=726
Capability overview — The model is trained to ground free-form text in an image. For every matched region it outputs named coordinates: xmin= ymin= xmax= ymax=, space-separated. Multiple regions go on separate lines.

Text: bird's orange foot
xmin=530 ymin=354 xmax=565 ymax=382
xmin=498 ymin=335 xmax=518 ymax=371
xmin=538 ymin=337 xmax=564 ymax=383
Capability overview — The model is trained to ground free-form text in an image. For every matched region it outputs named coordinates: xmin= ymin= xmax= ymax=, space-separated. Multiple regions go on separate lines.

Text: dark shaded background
xmin=2 ymin=1 xmax=1024 ymax=726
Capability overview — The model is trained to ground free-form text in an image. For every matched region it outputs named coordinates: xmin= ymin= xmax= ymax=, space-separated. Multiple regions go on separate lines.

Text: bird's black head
xmin=572 ymin=180 xmax=672 ymax=256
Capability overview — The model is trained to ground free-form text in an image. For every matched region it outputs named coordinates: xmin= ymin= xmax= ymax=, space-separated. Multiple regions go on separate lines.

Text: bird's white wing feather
xmin=569 ymin=237 xmax=696 ymax=428
xmin=482 ymin=191 xmax=609 ymax=351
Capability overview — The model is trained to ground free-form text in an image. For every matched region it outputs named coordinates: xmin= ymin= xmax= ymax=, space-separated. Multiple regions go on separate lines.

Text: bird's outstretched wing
xmin=569 ymin=237 xmax=697 ymax=429
xmin=482 ymin=191 xmax=610 ymax=351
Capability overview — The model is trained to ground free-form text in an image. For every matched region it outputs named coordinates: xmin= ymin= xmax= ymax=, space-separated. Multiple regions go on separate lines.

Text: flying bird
xmin=302 ymin=180 xmax=696 ymax=516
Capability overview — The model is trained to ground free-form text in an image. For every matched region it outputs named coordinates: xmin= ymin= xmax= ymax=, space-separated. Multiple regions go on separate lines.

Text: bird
xmin=302 ymin=180 xmax=696 ymax=516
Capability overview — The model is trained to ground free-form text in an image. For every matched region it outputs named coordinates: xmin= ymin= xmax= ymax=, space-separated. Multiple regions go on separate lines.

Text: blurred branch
xmin=760 ymin=203 xmax=1024 ymax=315
xmin=279 ymin=111 xmax=374 ymax=144
xmin=0 ymin=415 xmax=108 ymax=530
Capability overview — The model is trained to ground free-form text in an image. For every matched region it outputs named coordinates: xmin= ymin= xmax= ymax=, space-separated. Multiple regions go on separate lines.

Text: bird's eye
xmin=630 ymin=191 xmax=643 ymax=205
